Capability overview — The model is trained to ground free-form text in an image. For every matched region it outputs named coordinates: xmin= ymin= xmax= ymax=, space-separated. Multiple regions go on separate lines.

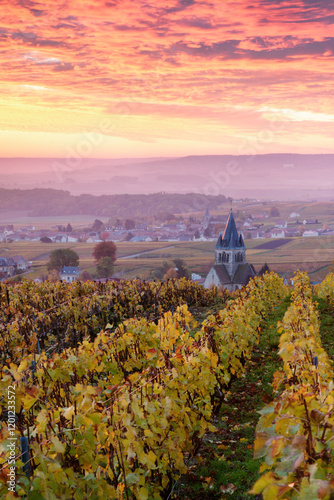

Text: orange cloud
xmin=0 ymin=0 xmax=333 ymax=156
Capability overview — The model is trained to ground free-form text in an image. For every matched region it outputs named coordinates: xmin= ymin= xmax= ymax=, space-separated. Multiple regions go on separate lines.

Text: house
xmin=253 ymin=213 xmax=267 ymax=220
xmin=289 ymin=212 xmax=300 ymax=218
xmin=86 ymin=236 xmax=102 ymax=243
xmin=12 ymin=255 xmax=29 ymax=270
xmin=178 ymin=233 xmax=193 ymax=241
xmin=60 ymin=266 xmax=81 ymax=283
xmin=303 ymin=219 xmax=319 ymax=225
xmin=303 ymin=230 xmax=319 ymax=237
xmin=275 ymin=220 xmax=287 ymax=229
xmin=191 ymin=274 xmax=205 ymax=285
xmin=191 ymin=273 xmax=202 ymax=281
xmin=129 ymin=235 xmax=152 ymax=242
xmin=67 ymin=235 xmax=79 ymax=243
xmin=0 ymin=257 xmax=15 ymax=276
xmin=53 ymin=234 xmax=68 ymax=243
xmin=269 ymin=229 xmax=286 ymax=238
xmin=204 ymin=210 xmax=256 ymax=291
xmin=243 ymin=219 xmax=253 ymax=227
xmin=244 ymin=229 xmax=264 ymax=239
xmin=285 ymin=229 xmax=300 ymax=237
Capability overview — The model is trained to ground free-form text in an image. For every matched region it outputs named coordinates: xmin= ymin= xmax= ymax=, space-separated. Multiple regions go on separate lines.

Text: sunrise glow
xmin=1 ymin=0 xmax=334 ymax=157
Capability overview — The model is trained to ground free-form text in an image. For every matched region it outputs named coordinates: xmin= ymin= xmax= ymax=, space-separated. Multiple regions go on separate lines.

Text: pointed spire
xmin=215 ymin=210 xmax=245 ymax=249
xmin=222 ymin=211 xmax=238 ymax=248
xmin=215 ymin=234 xmax=222 ymax=249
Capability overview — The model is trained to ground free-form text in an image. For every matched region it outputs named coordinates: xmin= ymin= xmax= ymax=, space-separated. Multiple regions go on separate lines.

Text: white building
xmin=60 ymin=266 xmax=81 ymax=283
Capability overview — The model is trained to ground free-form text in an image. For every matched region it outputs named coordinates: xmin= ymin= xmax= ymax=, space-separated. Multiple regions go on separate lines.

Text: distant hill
xmin=0 ymin=189 xmax=227 ymax=218
xmin=0 ymin=154 xmax=333 ymax=199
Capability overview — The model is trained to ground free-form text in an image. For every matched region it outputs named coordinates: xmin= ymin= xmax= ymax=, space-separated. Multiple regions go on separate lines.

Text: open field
xmin=0 ymin=210 xmax=112 ymax=229
xmin=2 ymin=235 xmax=334 ymax=281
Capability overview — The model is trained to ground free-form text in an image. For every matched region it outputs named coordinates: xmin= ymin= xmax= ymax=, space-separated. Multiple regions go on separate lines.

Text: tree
xmin=124 ymin=232 xmax=134 ymax=241
xmin=125 ymin=219 xmax=136 ymax=230
xmin=164 ymin=267 xmax=178 ymax=280
xmin=194 ymin=229 xmax=200 ymax=239
xmin=270 ymin=206 xmax=280 ymax=217
xmin=92 ymin=219 xmax=104 ymax=232
xmin=80 ymin=270 xmax=93 ymax=281
xmin=259 ymin=263 xmax=270 ymax=276
xmin=47 ymin=248 xmax=79 ymax=272
xmin=100 ymin=231 xmax=110 ymax=241
xmin=150 ymin=261 xmax=170 ymax=280
xmin=96 ymin=257 xmax=114 ymax=278
xmin=48 ymin=269 xmax=60 ymax=282
xmin=40 ymin=236 xmax=52 ymax=243
xmin=173 ymin=258 xmax=190 ymax=279
xmin=66 ymin=223 xmax=73 ymax=232
xmin=204 ymin=227 xmax=211 ymax=238
xmin=92 ymin=241 xmax=117 ymax=263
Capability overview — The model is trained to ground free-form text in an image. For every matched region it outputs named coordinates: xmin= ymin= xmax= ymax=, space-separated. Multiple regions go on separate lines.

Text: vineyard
xmin=0 ymin=273 xmax=334 ymax=499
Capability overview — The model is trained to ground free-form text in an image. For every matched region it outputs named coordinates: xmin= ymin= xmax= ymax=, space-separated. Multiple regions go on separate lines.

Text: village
xmin=0 ymin=208 xmax=329 ymax=247
xmin=0 ymin=204 xmax=332 ymax=281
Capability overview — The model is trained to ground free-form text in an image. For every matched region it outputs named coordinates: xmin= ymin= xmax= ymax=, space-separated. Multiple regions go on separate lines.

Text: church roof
xmin=212 ymin=265 xmax=231 ymax=284
xmin=215 ymin=210 xmax=245 ymax=249
xmin=211 ymin=263 xmax=256 ymax=285
xmin=232 ymin=263 xmax=256 ymax=284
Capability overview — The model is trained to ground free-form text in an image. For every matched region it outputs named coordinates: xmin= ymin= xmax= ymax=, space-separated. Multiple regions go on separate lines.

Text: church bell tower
xmin=215 ymin=210 xmax=246 ymax=279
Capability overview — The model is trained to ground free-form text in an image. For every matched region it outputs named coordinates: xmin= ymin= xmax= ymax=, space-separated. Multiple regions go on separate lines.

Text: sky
xmin=1 ymin=0 xmax=334 ymax=158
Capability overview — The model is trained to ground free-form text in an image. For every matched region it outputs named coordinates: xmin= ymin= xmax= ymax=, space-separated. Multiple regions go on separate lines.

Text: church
xmin=204 ymin=210 xmax=256 ymax=291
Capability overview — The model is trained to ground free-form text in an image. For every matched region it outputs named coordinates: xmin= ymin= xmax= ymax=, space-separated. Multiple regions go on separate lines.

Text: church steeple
xmin=204 ymin=209 xmax=256 ymax=291
xmin=214 ymin=210 xmax=246 ymax=278
xmin=215 ymin=210 xmax=245 ymax=250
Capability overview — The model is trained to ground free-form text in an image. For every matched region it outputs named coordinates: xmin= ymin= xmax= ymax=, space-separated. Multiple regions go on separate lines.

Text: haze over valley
xmin=1 ymin=153 xmax=333 ymax=200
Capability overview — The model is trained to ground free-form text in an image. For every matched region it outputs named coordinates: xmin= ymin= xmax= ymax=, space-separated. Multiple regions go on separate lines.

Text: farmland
xmin=2 ymin=235 xmax=334 ymax=282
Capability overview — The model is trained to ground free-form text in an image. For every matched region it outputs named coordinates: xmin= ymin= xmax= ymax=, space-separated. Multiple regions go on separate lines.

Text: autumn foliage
xmin=0 ymin=274 xmax=289 ymax=498
xmin=92 ymin=240 xmax=117 ymax=263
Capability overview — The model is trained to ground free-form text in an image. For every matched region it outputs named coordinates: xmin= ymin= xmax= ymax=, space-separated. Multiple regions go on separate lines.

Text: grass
xmin=173 ymin=296 xmax=291 ymax=499
xmin=315 ymin=297 xmax=334 ymax=361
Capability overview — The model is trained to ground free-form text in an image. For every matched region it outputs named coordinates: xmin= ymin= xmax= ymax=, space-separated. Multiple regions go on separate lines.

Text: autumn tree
xmin=92 ymin=241 xmax=117 ymax=263
xmin=96 ymin=257 xmax=114 ymax=278
xmin=258 ymin=263 xmax=270 ymax=276
xmin=47 ymin=248 xmax=79 ymax=272
xmin=173 ymin=258 xmax=190 ymax=279
xmin=164 ymin=267 xmax=178 ymax=280
xmin=150 ymin=261 xmax=170 ymax=280
xmin=48 ymin=269 xmax=60 ymax=282
xmin=80 ymin=270 xmax=93 ymax=281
